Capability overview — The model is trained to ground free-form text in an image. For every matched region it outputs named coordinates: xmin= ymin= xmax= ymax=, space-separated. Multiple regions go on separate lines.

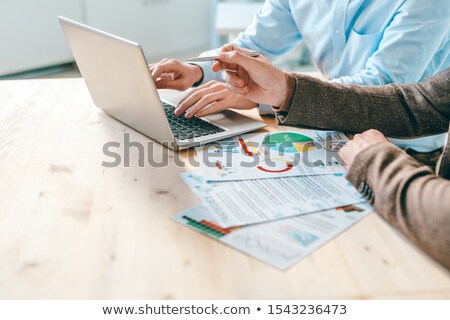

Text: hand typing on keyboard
xmin=148 ymin=58 xmax=257 ymax=118
xmin=174 ymin=81 xmax=257 ymax=119
xmin=162 ymin=102 xmax=224 ymax=140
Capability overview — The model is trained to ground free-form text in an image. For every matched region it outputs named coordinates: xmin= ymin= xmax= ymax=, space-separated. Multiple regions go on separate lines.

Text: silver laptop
xmin=59 ymin=17 xmax=266 ymax=151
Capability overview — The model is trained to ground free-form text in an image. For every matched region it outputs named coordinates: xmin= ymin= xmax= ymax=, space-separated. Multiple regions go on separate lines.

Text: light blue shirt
xmin=197 ymin=0 xmax=450 ymax=152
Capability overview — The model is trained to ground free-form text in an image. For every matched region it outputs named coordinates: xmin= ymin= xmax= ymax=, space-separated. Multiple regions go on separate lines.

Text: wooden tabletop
xmin=0 ymin=78 xmax=449 ymax=299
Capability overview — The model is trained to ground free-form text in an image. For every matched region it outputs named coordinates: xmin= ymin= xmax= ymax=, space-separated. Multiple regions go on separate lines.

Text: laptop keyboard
xmin=162 ymin=102 xmax=225 ymax=140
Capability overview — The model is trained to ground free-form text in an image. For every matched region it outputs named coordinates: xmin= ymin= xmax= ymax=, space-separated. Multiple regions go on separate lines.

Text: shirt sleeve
xmin=193 ymin=0 xmax=302 ymax=86
xmin=332 ymin=0 xmax=450 ymax=85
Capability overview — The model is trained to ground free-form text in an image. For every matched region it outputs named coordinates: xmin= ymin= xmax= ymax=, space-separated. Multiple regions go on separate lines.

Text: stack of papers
xmin=172 ymin=130 xmax=372 ymax=269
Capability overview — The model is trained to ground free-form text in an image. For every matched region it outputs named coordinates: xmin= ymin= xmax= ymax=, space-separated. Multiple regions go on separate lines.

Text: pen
xmin=186 ymin=51 xmax=260 ymax=63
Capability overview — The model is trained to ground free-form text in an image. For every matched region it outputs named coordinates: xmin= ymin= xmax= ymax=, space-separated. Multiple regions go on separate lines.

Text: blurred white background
xmin=0 ymin=0 xmax=312 ymax=79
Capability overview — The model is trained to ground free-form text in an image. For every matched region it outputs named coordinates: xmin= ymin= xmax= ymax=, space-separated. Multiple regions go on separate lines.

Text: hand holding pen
xmin=213 ymin=45 xmax=289 ymax=107
xmin=186 ymin=50 xmax=260 ymax=63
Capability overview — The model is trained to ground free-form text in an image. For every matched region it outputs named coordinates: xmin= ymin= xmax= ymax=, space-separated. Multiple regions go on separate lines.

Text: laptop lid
xmin=59 ymin=16 xmax=175 ymax=147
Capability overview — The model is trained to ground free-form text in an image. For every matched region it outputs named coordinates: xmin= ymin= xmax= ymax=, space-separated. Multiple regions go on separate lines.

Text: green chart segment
xmin=182 ymin=216 xmax=229 ymax=238
xmin=262 ymin=132 xmax=314 ymax=153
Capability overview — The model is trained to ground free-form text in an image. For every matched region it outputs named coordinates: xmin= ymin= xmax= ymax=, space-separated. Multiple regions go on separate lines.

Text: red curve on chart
xmin=257 ymin=163 xmax=293 ymax=173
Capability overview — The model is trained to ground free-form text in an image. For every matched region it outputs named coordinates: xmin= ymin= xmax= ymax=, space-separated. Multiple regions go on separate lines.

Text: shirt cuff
xmin=188 ymin=61 xmax=214 ymax=87
xmin=186 ymin=63 xmax=205 ymax=87
xmin=258 ymin=104 xmax=276 ymax=115
xmin=188 ymin=48 xmax=222 ymax=87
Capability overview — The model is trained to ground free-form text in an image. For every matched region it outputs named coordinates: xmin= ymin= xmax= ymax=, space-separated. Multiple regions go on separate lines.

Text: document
xmin=172 ymin=203 xmax=373 ymax=270
xmin=195 ymin=130 xmax=348 ymax=181
xmin=181 ymin=172 xmax=365 ymax=228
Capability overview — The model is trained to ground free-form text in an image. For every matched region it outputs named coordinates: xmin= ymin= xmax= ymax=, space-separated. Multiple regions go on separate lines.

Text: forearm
xmin=279 ymin=71 xmax=450 ymax=138
xmin=345 ymin=142 xmax=450 ymax=270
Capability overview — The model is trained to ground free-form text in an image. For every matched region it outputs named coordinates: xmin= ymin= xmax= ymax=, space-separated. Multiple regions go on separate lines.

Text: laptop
xmin=59 ymin=17 xmax=266 ymax=151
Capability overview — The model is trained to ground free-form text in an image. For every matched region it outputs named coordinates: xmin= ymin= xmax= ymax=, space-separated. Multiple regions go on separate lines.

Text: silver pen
xmin=186 ymin=51 xmax=260 ymax=63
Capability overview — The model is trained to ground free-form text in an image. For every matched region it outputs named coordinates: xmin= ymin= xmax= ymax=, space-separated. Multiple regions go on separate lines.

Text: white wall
xmin=84 ymin=0 xmax=212 ymax=62
xmin=0 ymin=0 xmax=213 ymax=76
xmin=0 ymin=0 xmax=83 ymax=75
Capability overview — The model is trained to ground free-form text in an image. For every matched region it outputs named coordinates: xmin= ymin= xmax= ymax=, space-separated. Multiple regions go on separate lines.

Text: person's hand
xmin=212 ymin=45 xmax=288 ymax=107
xmin=174 ymin=80 xmax=257 ymax=119
xmin=148 ymin=58 xmax=203 ymax=90
xmin=339 ymin=129 xmax=390 ymax=167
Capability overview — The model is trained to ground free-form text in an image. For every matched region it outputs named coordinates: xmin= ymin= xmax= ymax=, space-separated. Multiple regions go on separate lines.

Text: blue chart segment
xmin=277 ymin=225 xmax=318 ymax=247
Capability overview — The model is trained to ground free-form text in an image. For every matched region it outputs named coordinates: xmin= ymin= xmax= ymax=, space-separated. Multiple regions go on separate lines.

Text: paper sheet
xmin=181 ymin=172 xmax=365 ymax=228
xmin=195 ymin=130 xmax=348 ymax=181
xmin=172 ymin=203 xmax=373 ymax=270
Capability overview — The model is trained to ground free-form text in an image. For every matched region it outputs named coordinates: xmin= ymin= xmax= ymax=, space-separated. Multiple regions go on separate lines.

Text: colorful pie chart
xmin=262 ymin=132 xmax=314 ymax=153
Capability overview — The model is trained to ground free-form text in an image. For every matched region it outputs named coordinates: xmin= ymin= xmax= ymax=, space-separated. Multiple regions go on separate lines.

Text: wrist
xmin=275 ymin=73 xmax=296 ymax=111
xmin=189 ymin=64 xmax=204 ymax=87
xmin=272 ymin=73 xmax=287 ymax=107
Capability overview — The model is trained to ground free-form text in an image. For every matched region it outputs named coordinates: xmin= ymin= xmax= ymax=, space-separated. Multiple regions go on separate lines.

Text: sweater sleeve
xmin=346 ymin=142 xmax=450 ymax=270
xmin=279 ymin=68 xmax=450 ymax=138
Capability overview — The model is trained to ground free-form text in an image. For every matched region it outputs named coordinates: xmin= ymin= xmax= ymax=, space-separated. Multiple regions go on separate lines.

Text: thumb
xmin=218 ymin=51 xmax=256 ymax=71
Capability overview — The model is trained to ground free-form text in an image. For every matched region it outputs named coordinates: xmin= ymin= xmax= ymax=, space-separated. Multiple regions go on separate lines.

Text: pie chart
xmin=262 ymin=132 xmax=314 ymax=153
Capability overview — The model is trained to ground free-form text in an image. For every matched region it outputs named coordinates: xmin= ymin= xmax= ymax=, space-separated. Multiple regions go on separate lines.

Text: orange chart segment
xmin=238 ymin=138 xmax=261 ymax=156
xmin=292 ymin=142 xmax=314 ymax=152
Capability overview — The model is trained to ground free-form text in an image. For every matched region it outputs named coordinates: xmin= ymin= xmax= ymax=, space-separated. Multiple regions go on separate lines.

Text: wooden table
xmin=0 ymin=78 xmax=449 ymax=299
